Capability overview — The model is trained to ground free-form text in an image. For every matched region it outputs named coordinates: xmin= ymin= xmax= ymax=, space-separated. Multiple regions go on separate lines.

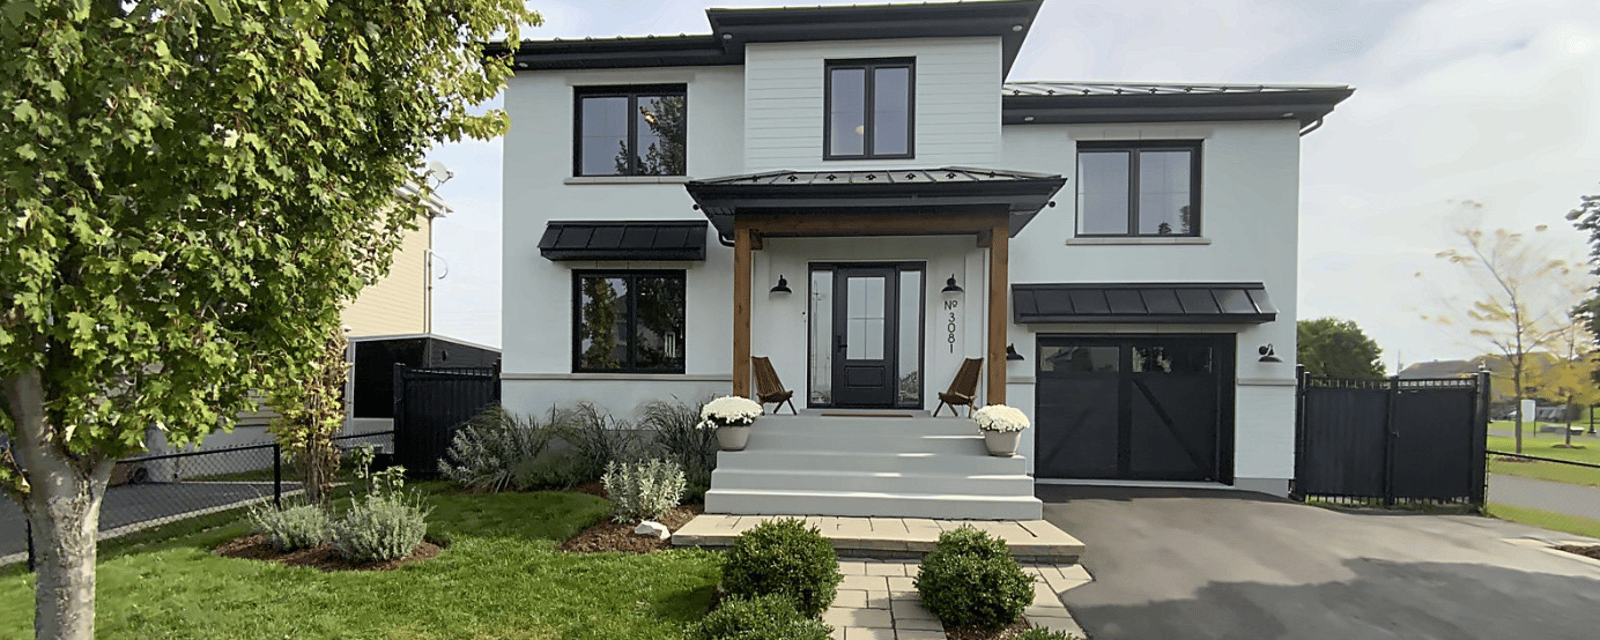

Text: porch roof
xmin=684 ymin=167 xmax=1067 ymax=239
xmin=1012 ymin=282 xmax=1279 ymax=324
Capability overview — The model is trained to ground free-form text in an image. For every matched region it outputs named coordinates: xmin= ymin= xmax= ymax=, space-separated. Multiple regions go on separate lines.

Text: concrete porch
xmin=703 ymin=412 xmax=1045 ymax=520
xmin=672 ymin=514 xmax=1085 ymax=564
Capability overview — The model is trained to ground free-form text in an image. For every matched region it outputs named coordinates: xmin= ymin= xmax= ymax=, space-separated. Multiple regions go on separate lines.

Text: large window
xmin=825 ymin=59 xmax=914 ymax=160
xmin=574 ymin=86 xmax=686 ymax=177
xmin=573 ymin=271 xmax=686 ymax=373
xmin=1076 ymin=142 xmax=1201 ymax=237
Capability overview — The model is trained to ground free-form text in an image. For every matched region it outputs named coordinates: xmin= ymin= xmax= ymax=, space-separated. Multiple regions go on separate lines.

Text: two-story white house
xmin=497 ymin=0 xmax=1351 ymax=519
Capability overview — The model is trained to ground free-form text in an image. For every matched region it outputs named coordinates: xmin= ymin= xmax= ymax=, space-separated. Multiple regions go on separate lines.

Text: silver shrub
xmin=248 ymin=502 xmax=331 ymax=551
xmin=332 ymin=494 xmax=431 ymax=563
xmin=602 ymin=458 xmax=687 ymax=523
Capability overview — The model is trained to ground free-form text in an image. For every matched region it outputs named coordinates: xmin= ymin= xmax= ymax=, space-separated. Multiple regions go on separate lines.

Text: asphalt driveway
xmin=1040 ymin=485 xmax=1600 ymax=640
xmin=1 ymin=482 xmax=286 ymax=558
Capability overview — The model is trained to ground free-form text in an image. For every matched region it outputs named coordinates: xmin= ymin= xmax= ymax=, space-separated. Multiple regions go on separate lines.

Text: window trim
xmin=1075 ymin=140 xmax=1203 ymax=238
xmin=571 ymin=269 xmax=687 ymax=374
xmin=572 ymin=84 xmax=688 ymax=177
xmin=823 ymin=58 xmax=916 ymax=161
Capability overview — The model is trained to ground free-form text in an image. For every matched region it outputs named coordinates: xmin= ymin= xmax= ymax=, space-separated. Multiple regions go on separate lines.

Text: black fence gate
xmin=1293 ymin=368 xmax=1489 ymax=509
xmin=393 ymin=364 xmax=500 ymax=476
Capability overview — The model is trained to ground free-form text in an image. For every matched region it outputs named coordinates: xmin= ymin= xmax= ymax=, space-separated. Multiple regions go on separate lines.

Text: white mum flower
xmin=972 ymin=404 xmax=1030 ymax=433
xmin=701 ymin=396 xmax=764 ymax=427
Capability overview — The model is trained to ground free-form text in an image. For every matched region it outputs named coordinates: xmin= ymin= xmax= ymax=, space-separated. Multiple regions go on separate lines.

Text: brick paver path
xmin=828 ymin=557 xmax=1091 ymax=639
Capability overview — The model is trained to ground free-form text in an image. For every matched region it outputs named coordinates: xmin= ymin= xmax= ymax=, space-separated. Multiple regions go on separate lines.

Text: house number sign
xmin=944 ymin=299 xmax=959 ymax=353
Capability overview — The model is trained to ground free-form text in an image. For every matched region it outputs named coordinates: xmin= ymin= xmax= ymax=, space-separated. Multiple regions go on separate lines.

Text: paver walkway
xmin=828 ymin=557 xmax=1090 ymax=639
xmin=674 ymin=515 xmax=1084 ymax=562
xmin=1488 ymin=474 xmax=1600 ymax=521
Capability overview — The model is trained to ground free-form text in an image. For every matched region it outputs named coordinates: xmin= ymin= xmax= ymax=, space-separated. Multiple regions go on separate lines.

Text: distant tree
xmin=1566 ymin=187 xmax=1600 ymax=383
xmin=1419 ymin=201 xmax=1592 ymax=453
xmin=1297 ymin=318 xmax=1385 ymax=378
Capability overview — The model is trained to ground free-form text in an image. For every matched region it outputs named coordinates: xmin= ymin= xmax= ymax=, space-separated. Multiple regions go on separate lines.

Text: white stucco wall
xmin=999 ymin=120 xmax=1303 ymax=486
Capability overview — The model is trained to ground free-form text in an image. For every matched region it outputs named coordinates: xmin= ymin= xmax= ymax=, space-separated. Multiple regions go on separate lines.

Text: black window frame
xmin=823 ymin=58 xmax=916 ymax=161
xmin=571 ymin=270 xmax=687 ymax=374
xmin=1075 ymin=140 xmax=1203 ymax=238
xmin=572 ymin=84 xmax=688 ymax=177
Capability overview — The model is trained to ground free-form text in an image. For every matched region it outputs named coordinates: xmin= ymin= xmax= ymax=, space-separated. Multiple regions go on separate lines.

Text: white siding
xmin=743 ymin=38 xmax=1002 ymax=171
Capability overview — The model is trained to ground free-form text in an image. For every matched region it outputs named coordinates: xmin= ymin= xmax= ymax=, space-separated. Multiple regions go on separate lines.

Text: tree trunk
xmin=4 ymin=369 xmax=113 ymax=640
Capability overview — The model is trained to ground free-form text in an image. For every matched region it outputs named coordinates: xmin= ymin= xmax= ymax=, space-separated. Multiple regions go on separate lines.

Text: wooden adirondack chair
xmin=752 ymin=356 xmax=799 ymax=415
xmin=934 ymin=357 xmax=984 ymax=417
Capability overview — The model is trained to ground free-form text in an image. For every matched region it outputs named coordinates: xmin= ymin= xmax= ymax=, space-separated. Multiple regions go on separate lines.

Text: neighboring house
xmin=497 ymin=0 xmax=1352 ymax=513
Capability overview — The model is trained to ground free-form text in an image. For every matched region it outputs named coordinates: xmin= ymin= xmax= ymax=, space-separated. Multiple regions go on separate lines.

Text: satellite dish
xmin=426 ymin=159 xmax=454 ymax=184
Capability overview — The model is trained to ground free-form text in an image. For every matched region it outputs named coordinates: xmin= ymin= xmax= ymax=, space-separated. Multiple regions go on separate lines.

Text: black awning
xmin=1012 ymin=283 xmax=1278 ymax=324
xmin=538 ymin=220 xmax=708 ymax=261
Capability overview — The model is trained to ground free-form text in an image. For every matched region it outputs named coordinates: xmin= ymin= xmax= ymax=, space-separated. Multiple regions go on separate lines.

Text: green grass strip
xmin=1487 ymin=502 xmax=1600 ymax=540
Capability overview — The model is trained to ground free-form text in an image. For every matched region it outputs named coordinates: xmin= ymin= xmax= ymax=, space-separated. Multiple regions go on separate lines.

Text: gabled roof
xmin=494 ymin=1 xmax=1043 ymax=74
xmin=1001 ymin=80 xmax=1354 ymax=129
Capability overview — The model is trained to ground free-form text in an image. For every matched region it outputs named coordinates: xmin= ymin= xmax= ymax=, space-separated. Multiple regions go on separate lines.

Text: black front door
xmin=1034 ymin=335 xmax=1235 ymax=482
xmin=832 ymin=266 xmax=898 ymax=407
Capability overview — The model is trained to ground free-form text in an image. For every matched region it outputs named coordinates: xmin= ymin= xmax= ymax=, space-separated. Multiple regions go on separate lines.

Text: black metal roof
xmin=495 ymin=1 xmax=1042 ymax=74
xmin=1012 ymin=282 xmax=1279 ymax=324
xmin=1001 ymin=81 xmax=1354 ymax=129
xmin=538 ymin=220 xmax=708 ymax=261
xmin=685 ymin=167 xmax=1067 ymax=238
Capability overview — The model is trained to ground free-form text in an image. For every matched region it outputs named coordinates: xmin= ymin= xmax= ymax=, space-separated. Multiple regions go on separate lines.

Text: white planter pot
xmin=983 ymin=430 xmax=1021 ymax=457
xmin=717 ymin=426 xmax=751 ymax=451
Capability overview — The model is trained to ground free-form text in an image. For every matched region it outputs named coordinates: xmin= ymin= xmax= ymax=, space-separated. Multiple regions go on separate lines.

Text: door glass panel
xmin=1039 ymin=345 xmax=1119 ymax=373
xmin=846 ymin=276 xmax=885 ymax=360
xmin=897 ymin=270 xmax=922 ymax=404
xmin=809 ymin=270 xmax=833 ymax=405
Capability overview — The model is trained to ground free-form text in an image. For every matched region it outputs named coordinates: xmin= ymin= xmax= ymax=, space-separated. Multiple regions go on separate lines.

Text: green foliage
xmin=332 ymin=494 xmax=431 ymax=563
xmin=246 ymin=502 xmax=330 ymax=552
xmin=722 ymin=518 xmax=842 ymax=618
xmin=688 ymin=595 xmax=833 ymax=640
xmin=915 ymin=527 xmax=1033 ymax=631
xmin=0 ymin=0 xmax=540 ymax=494
xmin=602 ymin=459 xmax=686 ymax=523
xmin=438 ymin=404 xmax=559 ymax=492
xmin=638 ymin=398 xmax=718 ymax=501
xmin=1016 ymin=628 xmax=1080 ymax=640
xmin=559 ymin=402 xmax=645 ymax=483
xmin=266 ymin=327 xmax=349 ymax=503
xmin=1297 ymin=317 xmax=1386 ymax=379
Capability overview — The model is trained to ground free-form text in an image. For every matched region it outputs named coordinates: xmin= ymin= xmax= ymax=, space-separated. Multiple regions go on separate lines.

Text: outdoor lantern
xmin=942 ymin=275 xmax=963 ymax=293
xmin=1258 ymin=344 xmax=1283 ymax=363
xmin=1006 ymin=344 xmax=1024 ymax=361
xmin=770 ymin=275 xmax=792 ymax=294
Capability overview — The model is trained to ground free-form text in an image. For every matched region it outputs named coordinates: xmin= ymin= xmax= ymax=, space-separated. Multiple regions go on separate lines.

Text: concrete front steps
xmin=703 ymin=414 xmax=1044 ymax=520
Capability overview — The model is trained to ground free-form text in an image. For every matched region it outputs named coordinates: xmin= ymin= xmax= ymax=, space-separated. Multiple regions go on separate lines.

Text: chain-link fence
xmin=2 ymin=430 xmax=395 ymax=570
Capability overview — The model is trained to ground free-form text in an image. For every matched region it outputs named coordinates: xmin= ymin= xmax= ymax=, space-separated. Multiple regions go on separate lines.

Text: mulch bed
xmin=558 ymin=503 xmax=704 ymax=554
xmin=216 ymin=533 xmax=442 ymax=572
xmin=945 ymin=619 xmax=1033 ymax=640
xmin=1555 ymin=545 xmax=1600 ymax=561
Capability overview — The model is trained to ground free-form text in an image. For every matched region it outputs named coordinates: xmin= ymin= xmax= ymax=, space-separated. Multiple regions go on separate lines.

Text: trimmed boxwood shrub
xmin=914 ymin=526 xmax=1034 ymax=630
xmin=722 ymin=518 xmax=843 ymax=618
xmin=688 ymin=594 xmax=832 ymax=640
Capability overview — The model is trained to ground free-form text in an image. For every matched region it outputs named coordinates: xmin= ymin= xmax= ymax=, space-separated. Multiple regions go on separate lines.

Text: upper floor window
xmin=825 ymin=59 xmax=914 ymax=160
xmin=574 ymin=85 xmax=686 ymax=177
xmin=573 ymin=270 xmax=686 ymax=373
xmin=1076 ymin=142 xmax=1201 ymax=237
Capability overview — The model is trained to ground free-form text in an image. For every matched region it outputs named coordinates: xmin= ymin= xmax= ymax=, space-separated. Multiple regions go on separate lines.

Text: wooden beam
xmin=987 ymin=222 xmax=1008 ymax=406
xmin=975 ymin=229 xmax=993 ymax=248
xmin=733 ymin=227 xmax=752 ymax=397
xmin=749 ymin=231 xmax=764 ymax=251
xmin=737 ymin=211 xmax=1008 ymax=237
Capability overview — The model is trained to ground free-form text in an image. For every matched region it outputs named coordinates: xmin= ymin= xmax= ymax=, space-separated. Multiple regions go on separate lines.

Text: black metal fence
xmin=1293 ymin=368 xmax=1490 ymax=509
xmin=393 ymin=364 xmax=500 ymax=476
xmin=5 ymin=430 xmax=394 ymax=571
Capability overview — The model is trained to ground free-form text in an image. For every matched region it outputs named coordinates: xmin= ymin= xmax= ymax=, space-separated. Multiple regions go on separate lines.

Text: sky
xmin=424 ymin=0 xmax=1600 ymax=371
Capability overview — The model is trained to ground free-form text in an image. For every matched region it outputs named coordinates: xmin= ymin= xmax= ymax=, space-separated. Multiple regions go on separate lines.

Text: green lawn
xmin=0 ymin=485 xmax=723 ymax=639
xmin=1486 ymin=435 xmax=1600 ymax=488
xmin=1488 ymin=502 xmax=1600 ymax=540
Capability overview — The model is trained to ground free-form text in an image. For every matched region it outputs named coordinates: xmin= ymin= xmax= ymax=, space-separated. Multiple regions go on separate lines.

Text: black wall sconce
xmin=1258 ymin=344 xmax=1282 ymax=363
xmin=942 ymin=275 xmax=963 ymax=293
xmin=1006 ymin=344 xmax=1024 ymax=361
xmin=770 ymin=275 xmax=792 ymax=294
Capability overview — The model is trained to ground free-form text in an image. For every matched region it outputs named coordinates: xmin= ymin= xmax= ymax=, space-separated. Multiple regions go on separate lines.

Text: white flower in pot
xmin=972 ymin=404 xmax=1030 ymax=457
xmin=702 ymin=396 xmax=764 ymax=451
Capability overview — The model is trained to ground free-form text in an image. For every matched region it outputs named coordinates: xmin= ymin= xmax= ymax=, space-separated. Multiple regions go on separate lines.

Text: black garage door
xmin=1035 ymin=335 xmax=1234 ymax=482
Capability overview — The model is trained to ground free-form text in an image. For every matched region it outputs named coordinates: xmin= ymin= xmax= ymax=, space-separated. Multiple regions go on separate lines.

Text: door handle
xmin=835 ymin=335 xmax=846 ymax=352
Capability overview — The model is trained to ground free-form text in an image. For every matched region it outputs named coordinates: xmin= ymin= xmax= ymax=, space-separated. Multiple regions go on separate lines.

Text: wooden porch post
xmin=733 ymin=226 xmax=752 ymax=397
xmin=987 ymin=222 xmax=1008 ymax=405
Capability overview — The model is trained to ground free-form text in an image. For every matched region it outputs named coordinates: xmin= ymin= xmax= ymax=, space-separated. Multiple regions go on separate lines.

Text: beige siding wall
xmin=342 ymin=217 xmax=431 ymax=337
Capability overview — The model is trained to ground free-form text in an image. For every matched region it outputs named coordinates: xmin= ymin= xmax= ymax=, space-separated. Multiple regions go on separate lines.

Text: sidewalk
xmin=1488 ymin=475 xmax=1600 ymax=521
